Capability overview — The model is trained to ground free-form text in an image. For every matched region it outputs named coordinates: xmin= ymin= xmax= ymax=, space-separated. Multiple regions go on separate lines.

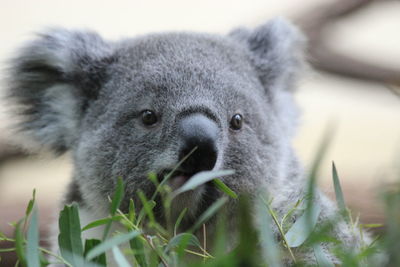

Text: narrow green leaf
xmin=129 ymin=236 xmax=147 ymax=267
xmin=147 ymin=172 xmax=158 ymax=186
xmin=128 ymin=199 xmax=136 ymax=224
xmin=82 ymin=215 xmax=123 ymax=232
xmin=0 ymin=231 xmax=6 ymax=239
xmin=305 ymin=126 xmax=334 ymax=210
xmin=58 ymin=203 xmax=84 ymax=266
xmin=0 ymin=248 xmax=16 ymax=252
xmin=165 ymin=233 xmax=201 ymax=252
xmin=25 ymin=189 xmax=36 ymax=217
xmin=112 ymin=246 xmax=132 ymax=267
xmin=136 ymin=200 xmax=156 ymax=226
xmin=172 ymin=170 xmax=235 ymax=198
xmin=26 ymin=207 xmax=40 ymax=267
xmin=285 ymin=203 xmax=321 ymax=248
xmin=190 ymin=197 xmax=228 ymax=232
xmin=212 ymin=179 xmax=238 ymax=199
xmin=313 ymin=244 xmax=335 ymax=267
xmin=111 ymin=177 xmax=125 ymax=215
xmin=256 ymin=196 xmax=282 ymax=267
xmin=14 ymin=220 xmax=26 ymax=265
xmin=332 ymin=162 xmax=346 ymax=213
xmin=86 ymin=230 xmax=141 ymax=261
xmin=174 ymin=208 xmax=187 ymax=235
xmin=138 ymin=191 xmax=156 ymax=224
xmin=103 ymin=177 xmax=125 ymax=240
xmin=84 ymin=239 xmax=106 ymax=265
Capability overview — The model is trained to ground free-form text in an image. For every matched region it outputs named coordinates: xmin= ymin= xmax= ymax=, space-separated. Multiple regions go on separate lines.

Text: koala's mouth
xmin=158 ymin=169 xmax=196 ymax=190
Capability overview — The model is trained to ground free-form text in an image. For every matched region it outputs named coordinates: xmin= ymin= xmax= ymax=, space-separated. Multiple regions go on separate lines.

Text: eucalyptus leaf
xmin=165 ymin=233 xmax=201 ymax=252
xmin=25 ymin=189 xmax=36 ymax=217
xmin=256 ymin=196 xmax=282 ymax=267
xmin=172 ymin=170 xmax=234 ymax=198
xmin=82 ymin=215 xmax=123 ymax=232
xmin=84 ymin=239 xmax=106 ymax=265
xmin=332 ymin=162 xmax=347 ymax=214
xmin=174 ymin=208 xmax=187 ymax=235
xmin=111 ymin=177 xmax=125 ymax=215
xmin=313 ymin=244 xmax=335 ymax=267
xmin=86 ymin=230 xmax=141 ymax=261
xmin=129 ymin=236 xmax=147 ymax=267
xmin=285 ymin=203 xmax=321 ymax=248
xmin=26 ymin=207 xmax=40 ymax=267
xmin=112 ymin=246 xmax=132 ymax=267
xmin=138 ymin=191 xmax=156 ymax=224
xmin=58 ymin=203 xmax=84 ymax=266
xmin=14 ymin=220 xmax=26 ymax=266
xmin=103 ymin=177 xmax=125 ymax=240
xmin=212 ymin=179 xmax=238 ymax=199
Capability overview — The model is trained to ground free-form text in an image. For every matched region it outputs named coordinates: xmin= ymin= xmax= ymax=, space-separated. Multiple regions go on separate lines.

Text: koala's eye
xmin=141 ymin=110 xmax=158 ymax=126
xmin=230 ymin=114 xmax=243 ymax=130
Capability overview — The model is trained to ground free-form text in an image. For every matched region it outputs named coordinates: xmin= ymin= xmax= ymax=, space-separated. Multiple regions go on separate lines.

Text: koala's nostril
xmin=178 ymin=114 xmax=218 ymax=173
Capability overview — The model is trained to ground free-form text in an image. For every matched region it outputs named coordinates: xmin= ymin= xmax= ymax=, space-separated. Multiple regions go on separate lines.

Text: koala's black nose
xmin=178 ymin=114 xmax=218 ymax=173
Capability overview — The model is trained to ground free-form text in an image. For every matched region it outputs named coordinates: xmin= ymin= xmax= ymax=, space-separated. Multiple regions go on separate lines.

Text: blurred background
xmin=0 ymin=0 xmax=399 ymax=265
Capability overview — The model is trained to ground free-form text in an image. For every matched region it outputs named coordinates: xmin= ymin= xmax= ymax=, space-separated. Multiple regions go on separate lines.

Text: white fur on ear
xmin=230 ymin=17 xmax=306 ymax=92
xmin=7 ymin=28 xmax=114 ymax=153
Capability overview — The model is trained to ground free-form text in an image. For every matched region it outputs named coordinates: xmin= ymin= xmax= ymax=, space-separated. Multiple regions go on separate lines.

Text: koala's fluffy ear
xmin=230 ymin=18 xmax=306 ymax=93
xmin=7 ymin=28 xmax=115 ymax=153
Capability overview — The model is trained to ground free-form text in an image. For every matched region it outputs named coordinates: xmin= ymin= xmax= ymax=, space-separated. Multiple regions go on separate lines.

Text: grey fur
xmin=7 ymin=18 xmax=363 ymax=264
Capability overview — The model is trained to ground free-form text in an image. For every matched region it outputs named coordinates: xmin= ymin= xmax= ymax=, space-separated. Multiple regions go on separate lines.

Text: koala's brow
xmin=176 ymin=106 xmax=220 ymax=125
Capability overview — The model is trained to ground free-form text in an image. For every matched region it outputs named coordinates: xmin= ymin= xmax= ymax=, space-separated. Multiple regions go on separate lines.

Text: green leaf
xmin=129 ymin=236 xmax=147 ymax=267
xmin=58 ymin=203 xmax=84 ymax=266
xmin=306 ymin=126 xmax=334 ymax=207
xmin=172 ymin=170 xmax=235 ymax=198
xmin=111 ymin=177 xmax=125 ymax=215
xmin=165 ymin=233 xmax=201 ymax=252
xmin=313 ymin=244 xmax=335 ymax=267
xmin=86 ymin=230 xmax=141 ymax=261
xmin=138 ymin=191 xmax=156 ymax=224
xmin=174 ymin=208 xmax=187 ymax=235
xmin=103 ymin=177 xmax=125 ymax=240
xmin=112 ymin=246 xmax=132 ymax=267
xmin=82 ymin=215 xmax=123 ymax=232
xmin=25 ymin=189 xmax=36 ymax=217
xmin=84 ymin=239 xmax=106 ymax=265
xmin=136 ymin=200 xmax=156 ymax=226
xmin=285 ymin=202 xmax=321 ymax=248
xmin=332 ymin=162 xmax=347 ymax=213
xmin=0 ymin=231 xmax=6 ymax=239
xmin=0 ymin=248 xmax=16 ymax=252
xmin=256 ymin=196 xmax=282 ymax=267
xmin=128 ymin=199 xmax=136 ymax=224
xmin=26 ymin=207 xmax=40 ymax=267
xmin=14 ymin=220 xmax=26 ymax=265
xmin=212 ymin=179 xmax=238 ymax=199
xmin=190 ymin=197 xmax=228 ymax=232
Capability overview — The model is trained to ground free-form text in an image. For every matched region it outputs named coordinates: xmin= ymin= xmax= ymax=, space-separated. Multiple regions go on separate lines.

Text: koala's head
xmin=8 ymin=18 xmax=304 ymax=223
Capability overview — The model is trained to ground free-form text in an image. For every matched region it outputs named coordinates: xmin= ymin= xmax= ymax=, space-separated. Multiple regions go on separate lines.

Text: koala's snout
xmin=178 ymin=114 xmax=218 ymax=173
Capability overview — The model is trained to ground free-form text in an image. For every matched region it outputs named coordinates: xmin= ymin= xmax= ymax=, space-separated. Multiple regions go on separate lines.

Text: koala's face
xmin=9 ymin=19 xmax=304 ymax=223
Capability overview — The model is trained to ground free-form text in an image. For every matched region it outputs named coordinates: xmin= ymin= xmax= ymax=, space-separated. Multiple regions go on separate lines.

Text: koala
xmin=7 ymin=18 xmax=364 ymax=265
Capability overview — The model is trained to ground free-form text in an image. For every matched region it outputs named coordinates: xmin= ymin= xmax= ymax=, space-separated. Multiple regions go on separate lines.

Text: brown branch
xmin=294 ymin=0 xmax=400 ymax=85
